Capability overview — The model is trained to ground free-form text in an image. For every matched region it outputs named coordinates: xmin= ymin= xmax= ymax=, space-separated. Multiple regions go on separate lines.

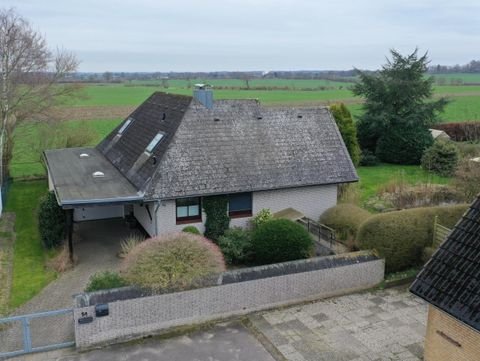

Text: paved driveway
xmin=13 ymin=219 xmax=132 ymax=315
xmin=251 ymin=287 xmax=427 ymax=361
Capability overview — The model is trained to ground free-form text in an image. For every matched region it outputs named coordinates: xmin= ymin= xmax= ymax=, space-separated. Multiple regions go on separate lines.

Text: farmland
xmin=9 ymin=74 xmax=480 ymax=181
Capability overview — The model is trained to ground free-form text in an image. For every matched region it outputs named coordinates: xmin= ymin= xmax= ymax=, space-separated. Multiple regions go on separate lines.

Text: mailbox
xmin=95 ymin=303 xmax=109 ymax=317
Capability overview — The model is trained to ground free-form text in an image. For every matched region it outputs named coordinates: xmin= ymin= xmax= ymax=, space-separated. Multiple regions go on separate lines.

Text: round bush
xmin=218 ymin=227 xmax=253 ymax=264
xmin=252 ymin=219 xmax=314 ymax=265
xmin=38 ymin=191 xmax=65 ymax=249
xmin=320 ymin=204 xmax=371 ymax=243
xmin=85 ymin=271 xmax=127 ymax=292
xmin=357 ymin=204 xmax=468 ymax=273
xmin=122 ymin=233 xmax=226 ymax=292
xmin=250 ymin=208 xmax=273 ymax=229
xmin=182 ymin=225 xmax=201 ymax=235
xmin=421 ymin=140 xmax=459 ymax=176
xmin=376 ymin=125 xmax=433 ymax=165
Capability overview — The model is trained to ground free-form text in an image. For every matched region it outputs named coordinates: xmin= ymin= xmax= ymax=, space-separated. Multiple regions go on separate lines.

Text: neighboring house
xmin=44 ymin=86 xmax=358 ymax=253
xmin=410 ymin=197 xmax=480 ymax=361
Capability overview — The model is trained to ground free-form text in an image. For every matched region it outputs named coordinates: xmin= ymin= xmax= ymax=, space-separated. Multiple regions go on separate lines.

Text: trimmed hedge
xmin=320 ymin=204 xmax=371 ymax=243
xmin=38 ymin=191 xmax=65 ymax=249
xmin=203 ymin=196 xmax=230 ymax=242
xmin=357 ymin=204 xmax=468 ymax=272
xmin=252 ymin=219 xmax=314 ymax=265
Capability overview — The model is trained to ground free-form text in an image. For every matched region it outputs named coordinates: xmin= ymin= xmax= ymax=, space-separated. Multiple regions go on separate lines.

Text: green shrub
xmin=38 ymin=191 xmax=65 ymax=249
xmin=357 ymin=204 xmax=468 ymax=272
xmin=359 ymin=149 xmax=378 ymax=166
xmin=85 ymin=271 xmax=127 ymax=292
xmin=250 ymin=208 xmax=273 ymax=229
xmin=182 ymin=225 xmax=201 ymax=235
xmin=252 ymin=219 xmax=314 ymax=265
xmin=454 ymin=159 xmax=480 ymax=202
xmin=330 ymin=103 xmax=361 ymax=166
xmin=122 ymin=233 xmax=226 ymax=292
xmin=203 ymin=196 xmax=230 ymax=242
xmin=119 ymin=233 xmax=144 ymax=258
xmin=376 ymin=125 xmax=434 ymax=165
xmin=218 ymin=227 xmax=253 ymax=264
xmin=320 ymin=204 xmax=371 ymax=243
xmin=421 ymin=140 xmax=459 ymax=176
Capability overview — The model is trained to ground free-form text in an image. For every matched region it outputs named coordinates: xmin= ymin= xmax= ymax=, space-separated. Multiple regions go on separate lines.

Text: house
xmin=44 ymin=86 xmax=358 ymax=256
xmin=410 ymin=197 xmax=480 ymax=361
xmin=429 ymin=128 xmax=451 ymax=141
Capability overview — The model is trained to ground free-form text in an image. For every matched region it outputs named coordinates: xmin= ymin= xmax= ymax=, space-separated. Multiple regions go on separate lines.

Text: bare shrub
xmin=118 ymin=233 xmax=145 ymax=259
xmin=121 ymin=233 xmax=226 ymax=292
xmin=47 ymin=245 xmax=75 ymax=273
xmin=454 ymin=159 xmax=480 ymax=202
xmin=337 ymin=183 xmax=361 ymax=204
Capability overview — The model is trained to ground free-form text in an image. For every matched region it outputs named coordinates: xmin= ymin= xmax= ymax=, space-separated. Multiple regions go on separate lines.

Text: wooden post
xmin=66 ymin=209 xmax=74 ymax=263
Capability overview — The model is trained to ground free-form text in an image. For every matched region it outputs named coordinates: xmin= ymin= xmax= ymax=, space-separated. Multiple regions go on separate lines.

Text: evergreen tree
xmin=353 ymin=49 xmax=448 ymax=164
xmin=330 ymin=103 xmax=360 ymax=166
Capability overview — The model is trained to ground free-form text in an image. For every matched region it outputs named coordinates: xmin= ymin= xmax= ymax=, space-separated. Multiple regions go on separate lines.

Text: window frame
xmin=145 ymin=132 xmax=166 ymax=154
xmin=118 ymin=118 xmax=133 ymax=135
xmin=228 ymin=192 xmax=253 ymax=218
xmin=175 ymin=197 xmax=202 ymax=224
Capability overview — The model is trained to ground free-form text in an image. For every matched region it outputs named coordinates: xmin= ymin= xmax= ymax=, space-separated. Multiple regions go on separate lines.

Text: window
xmin=118 ymin=118 xmax=133 ymax=134
xmin=176 ymin=197 xmax=201 ymax=224
xmin=228 ymin=192 xmax=252 ymax=218
xmin=145 ymin=132 xmax=165 ymax=153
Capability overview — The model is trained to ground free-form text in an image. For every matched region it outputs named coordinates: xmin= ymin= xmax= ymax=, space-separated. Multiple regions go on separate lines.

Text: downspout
xmin=154 ymin=201 xmax=161 ymax=236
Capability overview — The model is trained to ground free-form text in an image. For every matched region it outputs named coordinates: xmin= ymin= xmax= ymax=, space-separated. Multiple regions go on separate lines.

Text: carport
xmin=44 ymin=147 xmax=144 ymax=261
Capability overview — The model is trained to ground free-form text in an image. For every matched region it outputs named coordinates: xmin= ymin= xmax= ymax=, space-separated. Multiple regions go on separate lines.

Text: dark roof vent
xmin=214 ymin=118 xmax=220 ymax=122
xmin=257 ymin=116 xmax=263 ymax=120
xmin=162 ymin=113 xmax=166 ymax=120
xmin=297 ymin=115 xmax=303 ymax=119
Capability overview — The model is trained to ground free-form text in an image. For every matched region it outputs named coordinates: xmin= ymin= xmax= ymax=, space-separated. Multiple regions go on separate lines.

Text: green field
xmin=5 ymin=180 xmax=56 ymax=308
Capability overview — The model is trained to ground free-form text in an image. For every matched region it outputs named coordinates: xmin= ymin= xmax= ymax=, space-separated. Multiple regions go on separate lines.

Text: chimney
xmin=193 ymin=84 xmax=213 ymax=109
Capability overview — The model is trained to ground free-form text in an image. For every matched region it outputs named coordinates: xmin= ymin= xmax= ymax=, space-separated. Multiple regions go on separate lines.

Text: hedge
xmin=320 ymin=204 xmax=371 ymax=243
xmin=432 ymin=122 xmax=480 ymax=142
xmin=38 ymin=191 xmax=66 ymax=249
xmin=357 ymin=204 xmax=468 ymax=273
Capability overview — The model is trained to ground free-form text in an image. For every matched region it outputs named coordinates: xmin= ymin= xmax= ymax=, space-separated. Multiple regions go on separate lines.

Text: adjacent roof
xmin=410 ymin=198 xmax=480 ymax=332
xmin=146 ymin=99 xmax=358 ymax=199
xmin=97 ymin=92 xmax=192 ymax=189
xmin=44 ymin=147 xmax=141 ymax=208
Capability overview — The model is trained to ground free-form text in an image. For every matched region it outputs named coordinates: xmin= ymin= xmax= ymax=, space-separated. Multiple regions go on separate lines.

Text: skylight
xmin=118 ymin=118 xmax=133 ymax=135
xmin=145 ymin=132 xmax=165 ymax=153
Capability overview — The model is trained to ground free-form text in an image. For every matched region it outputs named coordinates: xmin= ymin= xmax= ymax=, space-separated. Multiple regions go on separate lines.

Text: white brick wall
xmin=155 ymin=184 xmax=337 ymax=235
xmin=74 ymin=255 xmax=384 ymax=349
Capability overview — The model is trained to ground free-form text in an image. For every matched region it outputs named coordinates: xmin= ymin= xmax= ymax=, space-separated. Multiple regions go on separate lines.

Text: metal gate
xmin=0 ymin=308 xmax=74 ymax=358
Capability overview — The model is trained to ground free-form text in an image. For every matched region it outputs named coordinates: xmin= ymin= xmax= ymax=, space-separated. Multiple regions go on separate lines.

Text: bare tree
xmin=0 ymin=8 xmax=80 ymax=179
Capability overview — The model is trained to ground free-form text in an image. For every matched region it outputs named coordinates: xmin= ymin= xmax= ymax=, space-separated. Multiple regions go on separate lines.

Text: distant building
xmin=429 ymin=128 xmax=451 ymax=141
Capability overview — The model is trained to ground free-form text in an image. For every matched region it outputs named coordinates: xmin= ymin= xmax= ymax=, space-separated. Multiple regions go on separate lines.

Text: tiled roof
xmin=96 ymin=92 xmax=192 ymax=189
xmin=410 ymin=198 xmax=480 ymax=331
xmin=145 ymin=99 xmax=358 ymax=199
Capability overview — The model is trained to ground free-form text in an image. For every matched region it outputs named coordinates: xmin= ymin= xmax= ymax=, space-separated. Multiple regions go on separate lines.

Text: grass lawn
xmin=357 ymin=163 xmax=451 ymax=203
xmin=5 ymin=180 xmax=56 ymax=308
xmin=11 ymin=119 xmax=121 ymax=179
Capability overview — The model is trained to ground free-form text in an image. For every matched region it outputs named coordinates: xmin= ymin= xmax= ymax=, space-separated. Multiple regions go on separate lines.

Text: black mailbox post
xmin=95 ymin=303 xmax=109 ymax=317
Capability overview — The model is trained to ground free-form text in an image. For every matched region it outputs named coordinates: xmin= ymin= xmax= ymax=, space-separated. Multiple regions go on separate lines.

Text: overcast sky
xmin=3 ymin=0 xmax=480 ymax=72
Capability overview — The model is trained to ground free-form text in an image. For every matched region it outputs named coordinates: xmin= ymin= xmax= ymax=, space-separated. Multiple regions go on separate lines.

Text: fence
xmin=297 ymin=217 xmax=335 ymax=247
xmin=0 ymin=308 xmax=74 ymax=359
xmin=73 ymin=251 xmax=384 ymax=349
xmin=433 ymin=216 xmax=452 ymax=248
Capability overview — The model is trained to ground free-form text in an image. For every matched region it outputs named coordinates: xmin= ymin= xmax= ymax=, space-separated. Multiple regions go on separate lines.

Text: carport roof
xmin=44 ymin=147 xmax=143 ymax=208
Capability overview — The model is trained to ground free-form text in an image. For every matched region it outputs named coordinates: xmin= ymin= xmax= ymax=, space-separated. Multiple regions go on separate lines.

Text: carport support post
xmin=66 ymin=209 xmax=74 ymax=263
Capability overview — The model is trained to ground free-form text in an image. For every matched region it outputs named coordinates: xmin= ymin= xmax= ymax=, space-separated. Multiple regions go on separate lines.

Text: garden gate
xmin=0 ymin=308 xmax=74 ymax=358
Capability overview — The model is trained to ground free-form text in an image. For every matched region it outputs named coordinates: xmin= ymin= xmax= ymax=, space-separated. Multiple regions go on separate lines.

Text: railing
xmin=298 ymin=217 xmax=336 ymax=248
xmin=0 ymin=308 xmax=74 ymax=358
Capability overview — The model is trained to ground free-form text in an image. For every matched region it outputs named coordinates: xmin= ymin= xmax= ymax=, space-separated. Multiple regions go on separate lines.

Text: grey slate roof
xmin=97 ymin=92 xmax=192 ymax=189
xmin=44 ymin=147 xmax=141 ymax=208
xmin=146 ymin=99 xmax=358 ymax=199
xmin=410 ymin=197 xmax=480 ymax=332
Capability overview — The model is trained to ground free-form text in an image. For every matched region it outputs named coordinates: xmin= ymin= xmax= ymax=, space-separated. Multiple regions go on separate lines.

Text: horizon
xmin=5 ymin=0 xmax=480 ymax=72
